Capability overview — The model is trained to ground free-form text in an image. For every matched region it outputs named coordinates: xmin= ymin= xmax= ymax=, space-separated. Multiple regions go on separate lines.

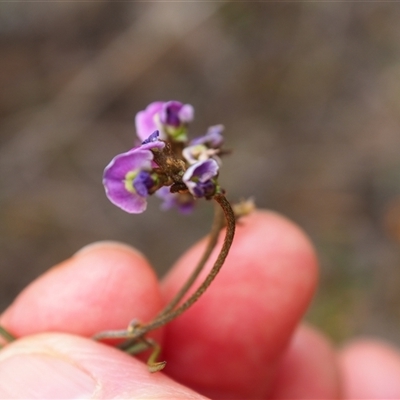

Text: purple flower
xmin=103 ymin=148 xmax=156 ymax=214
xmin=133 ymin=171 xmax=155 ymax=198
xmin=135 ymin=101 xmax=194 ymax=142
xmin=135 ymin=102 xmax=164 ymax=142
xmin=183 ymin=159 xmax=219 ymax=198
xmin=141 ymin=130 xmax=162 ymax=145
xmin=182 ymin=144 xmax=220 ymax=165
xmin=159 ymin=101 xmax=194 ymax=127
xmin=191 ymin=125 xmax=224 ymax=148
xmin=104 ymin=103 xmax=225 ymax=215
xmin=140 ymin=130 xmax=165 ymax=153
xmin=156 ymin=186 xmax=195 ymax=214
xmin=183 ymin=125 xmax=224 ymax=165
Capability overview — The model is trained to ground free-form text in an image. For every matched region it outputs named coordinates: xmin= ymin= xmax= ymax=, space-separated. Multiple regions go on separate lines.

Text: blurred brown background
xmin=1 ymin=2 xmax=400 ymax=345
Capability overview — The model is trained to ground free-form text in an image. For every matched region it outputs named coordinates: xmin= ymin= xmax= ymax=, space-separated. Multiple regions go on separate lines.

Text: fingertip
xmin=73 ymin=240 xmax=146 ymax=260
xmin=0 ymin=333 xmax=207 ymax=399
xmin=339 ymin=338 xmax=400 ymax=399
xmin=1 ymin=241 xmax=162 ymax=338
xmin=164 ymin=209 xmax=318 ymax=306
xmin=239 ymin=210 xmax=318 ymax=265
xmin=270 ymin=324 xmax=341 ymax=399
xmin=162 ymin=209 xmax=319 ymax=399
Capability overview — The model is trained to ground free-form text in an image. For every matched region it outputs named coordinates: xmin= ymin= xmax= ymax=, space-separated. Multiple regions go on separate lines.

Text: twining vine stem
xmin=93 ymin=192 xmax=235 ymax=343
xmin=155 ymin=201 xmax=224 ymax=319
xmin=0 ymin=193 xmax=236 ymax=374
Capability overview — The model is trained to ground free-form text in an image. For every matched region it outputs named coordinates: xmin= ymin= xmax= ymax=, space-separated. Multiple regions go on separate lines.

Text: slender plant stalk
xmin=115 ymin=201 xmax=225 ymax=351
xmin=156 ymin=202 xmax=224 ymax=318
xmin=0 ymin=326 xmax=16 ymax=346
xmin=145 ymin=338 xmax=167 ymax=372
xmin=120 ymin=194 xmax=236 ymax=344
xmin=138 ymin=193 xmax=235 ymax=333
xmin=94 ymin=193 xmax=235 ymax=344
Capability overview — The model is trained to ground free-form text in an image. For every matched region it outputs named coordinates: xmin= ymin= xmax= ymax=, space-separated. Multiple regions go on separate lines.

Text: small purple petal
xmin=191 ymin=125 xmax=224 ymax=148
xmin=160 ymin=101 xmax=183 ymax=126
xmin=103 ymin=149 xmax=153 ymax=213
xmin=182 ymin=144 xmax=221 ymax=165
xmin=160 ymin=101 xmax=183 ymax=127
xmin=133 ymin=171 xmax=154 ymax=197
xmin=191 ymin=180 xmax=216 ymax=198
xmin=135 ymin=102 xmax=164 ymax=141
xmin=156 ymin=186 xmax=195 ymax=214
xmin=160 ymin=101 xmax=194 ymax=127
xmin=182 ymin=159 xmax=219 ymax=198
xmin=104 ymin=149 xmax=153 ymax=181
xmin=135 ymin=101 xmax=194 ymax=143
xmin=178 ymin=104 xmax=194 ymax=124
xmin=142 ymin=130 xmax=160 ymax=144
xmin=184 ymin=159 xmax=219 ymax=183
xmin=140 ymin=131 xmax=165 ymax=152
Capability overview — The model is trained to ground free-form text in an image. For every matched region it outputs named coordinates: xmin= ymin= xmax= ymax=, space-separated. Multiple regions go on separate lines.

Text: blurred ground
xmin=1 ymin=2 xmax=400 ymax=345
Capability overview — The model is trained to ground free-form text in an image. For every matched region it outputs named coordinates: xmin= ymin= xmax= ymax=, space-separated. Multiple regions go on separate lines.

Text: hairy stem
xmin=126 ymin=193 xmax=235 ymax=338
xmin=94 ymin=193 xmax=236 ymax=345
xmin=156 ymin=202 xmax=224 ymax=318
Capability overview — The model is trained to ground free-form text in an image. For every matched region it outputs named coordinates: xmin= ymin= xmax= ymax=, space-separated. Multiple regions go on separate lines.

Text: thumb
xmin=0 ymin=333 xmax=207 ymax=399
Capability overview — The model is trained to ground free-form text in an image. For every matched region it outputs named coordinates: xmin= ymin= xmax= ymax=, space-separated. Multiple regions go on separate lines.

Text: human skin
xmin=0 ymin=210 xmax=400 ymax=399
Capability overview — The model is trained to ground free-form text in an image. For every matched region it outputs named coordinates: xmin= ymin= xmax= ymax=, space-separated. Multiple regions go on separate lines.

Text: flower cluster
xmin=103 ymin=101 xmax=226 ymax=213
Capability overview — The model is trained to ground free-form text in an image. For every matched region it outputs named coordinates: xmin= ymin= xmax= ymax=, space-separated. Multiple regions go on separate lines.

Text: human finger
xmin=0 ymin=333 xmax=207 ymax=399
xmin=269 ymin=323 xmax=340 ymax=399
xmin=338 ymin=338 xmax=400 ymax=399
xmin=161 ymin=210 xmax=319 ymax=399
xmin=0 ymin=242 xmax=162 ymax=339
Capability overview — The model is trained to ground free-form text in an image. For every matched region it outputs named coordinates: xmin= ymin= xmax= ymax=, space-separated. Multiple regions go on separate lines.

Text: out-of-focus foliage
xmin=1 ymin=2 xmax=400 ymax=344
